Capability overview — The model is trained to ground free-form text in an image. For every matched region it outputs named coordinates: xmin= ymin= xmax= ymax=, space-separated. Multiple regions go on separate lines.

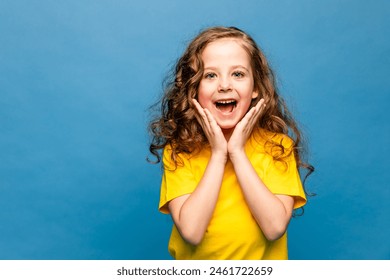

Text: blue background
xmin=1 ymin=0 xmax=389 ymax=260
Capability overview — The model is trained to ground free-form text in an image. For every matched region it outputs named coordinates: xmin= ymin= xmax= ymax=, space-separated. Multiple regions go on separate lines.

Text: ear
xmin=251 ymin=91 xmax=259 ymax=99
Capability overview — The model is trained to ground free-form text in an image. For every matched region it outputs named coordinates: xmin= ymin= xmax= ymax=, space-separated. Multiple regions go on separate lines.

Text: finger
xmin=256 ymin=98 xmax=266 ymax=112
xmin=252 ymin=99 xmax=266 ymax=122
xmin=239 ymin=99 xmax=266 ymax=134
xmin=192 ymin=99 xmax=212 ymax=135
xmin=192 ymin=99 xmax=205 ymax=117
xmin=204 ymin=108 xmax=224 ymax=139
xmin=204 ymin=108 xmax=218 ymax=128
xmin=247 ymin=99 xmax=265 ymax=124
xmin=241 ymin=105 xmax=257 ymax=126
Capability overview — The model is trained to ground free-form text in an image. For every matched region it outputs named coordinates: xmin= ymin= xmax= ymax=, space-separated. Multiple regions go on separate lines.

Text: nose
xmin=218 ymin=77 xmax=232 ymax=92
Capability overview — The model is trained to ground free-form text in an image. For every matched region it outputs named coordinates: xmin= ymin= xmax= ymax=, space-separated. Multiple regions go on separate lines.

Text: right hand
xmin=192 ymin=99 xmax=228 ymax=159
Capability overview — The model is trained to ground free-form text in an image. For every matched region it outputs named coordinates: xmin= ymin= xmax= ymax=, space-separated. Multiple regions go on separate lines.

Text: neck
xmin=222 ymin=128 xmax=234 ymax=141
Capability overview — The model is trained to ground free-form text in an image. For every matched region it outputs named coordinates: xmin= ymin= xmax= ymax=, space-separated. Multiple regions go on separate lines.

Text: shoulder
xmin=261 ymin=129 xmax=293 ymax=144
xmin=163 ymin=143 xmax=210 ymax=169
xmin=251 ymin=129 xmax=294 ymax=151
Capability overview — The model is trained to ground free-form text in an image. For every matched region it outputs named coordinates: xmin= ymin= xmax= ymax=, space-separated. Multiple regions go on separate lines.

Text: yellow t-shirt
xmin=159 ymin=129 xmax=306 ymax=260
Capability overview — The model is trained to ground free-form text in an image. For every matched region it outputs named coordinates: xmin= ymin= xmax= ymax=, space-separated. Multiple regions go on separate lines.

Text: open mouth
xmin=215 ymin=100 xmax=237 ymax=113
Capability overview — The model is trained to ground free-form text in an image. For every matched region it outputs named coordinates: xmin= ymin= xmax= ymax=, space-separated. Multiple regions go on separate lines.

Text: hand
xmin=192 ymin=99 xmax=228 ymax=159
xmin=228 ymin=99 xmax=266 ymax=159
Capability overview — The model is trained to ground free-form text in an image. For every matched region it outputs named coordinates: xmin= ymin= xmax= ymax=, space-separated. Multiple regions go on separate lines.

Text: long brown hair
xmin=148 ymin=26 xmax=314 ymax=189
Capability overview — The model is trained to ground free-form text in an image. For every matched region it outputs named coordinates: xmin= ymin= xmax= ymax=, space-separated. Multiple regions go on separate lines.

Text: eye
xmin=204 ymin=72 xmax=217 ymax=79
xmin=232 ymin=71 xmax=245 ymax=78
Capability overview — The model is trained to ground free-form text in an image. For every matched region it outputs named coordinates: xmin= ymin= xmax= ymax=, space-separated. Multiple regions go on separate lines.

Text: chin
xmin=216 ymin=115 xmax=241 ymax=128
xmin=217 ymin=121 xmax=237 ymax=131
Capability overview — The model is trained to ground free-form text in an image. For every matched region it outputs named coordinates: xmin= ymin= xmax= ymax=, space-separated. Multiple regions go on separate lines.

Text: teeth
xmin=215 ymin=99 xmax=237 ymax=113
xmin=216 ymin=100 xmax=236 ymax=104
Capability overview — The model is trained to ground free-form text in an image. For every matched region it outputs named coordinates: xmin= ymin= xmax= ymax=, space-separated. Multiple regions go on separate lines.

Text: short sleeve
xmin=261 ymin=138 xmax=307 ymax=209
xmin=158 ymin=146 xmax=198 ymax=214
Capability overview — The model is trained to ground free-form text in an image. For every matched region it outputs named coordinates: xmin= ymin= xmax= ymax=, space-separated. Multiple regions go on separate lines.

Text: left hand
xmin=228 ymin=98 xmax=266 ymax=159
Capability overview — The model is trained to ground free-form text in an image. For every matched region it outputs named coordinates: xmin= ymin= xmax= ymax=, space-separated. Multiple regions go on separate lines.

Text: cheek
xmin=197 ymin=84 xmax=213 ymax=107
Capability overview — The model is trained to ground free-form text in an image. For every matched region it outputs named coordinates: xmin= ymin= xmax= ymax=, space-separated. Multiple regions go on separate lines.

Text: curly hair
xmin=148 ymin=26 xmax=314 ymax=188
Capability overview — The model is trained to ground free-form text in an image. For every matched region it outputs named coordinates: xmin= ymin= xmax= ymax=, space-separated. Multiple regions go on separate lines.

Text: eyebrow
xmin=203 ymin=65 xmax=251 ymax=72
xmin=231 ymin=65 xmax=250 ymax=72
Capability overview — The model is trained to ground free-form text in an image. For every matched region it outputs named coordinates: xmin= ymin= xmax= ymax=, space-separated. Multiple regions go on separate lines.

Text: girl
xmin=148 ymin=26 xmax=313 ymax=260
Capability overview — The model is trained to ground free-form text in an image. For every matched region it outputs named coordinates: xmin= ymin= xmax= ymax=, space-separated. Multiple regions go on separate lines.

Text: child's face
xmin=198 ymin=38 xmax=258 ymax=133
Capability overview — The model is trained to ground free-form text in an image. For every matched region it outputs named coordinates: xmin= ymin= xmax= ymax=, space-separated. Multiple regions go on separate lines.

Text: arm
xmin=228 ymin=99 xmax=294 ymax=241
xmin=168 ymin=152 xmax=226 ymax=245
xmin=168 ymin=100 xmax=227 ymax=245
xmin=230 ymin=152 xmax=294 ymax=241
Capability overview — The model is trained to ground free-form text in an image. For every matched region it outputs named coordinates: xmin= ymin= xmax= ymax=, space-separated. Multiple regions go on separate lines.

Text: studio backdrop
xmin=0 ymin=0 xmax=389 ymax=259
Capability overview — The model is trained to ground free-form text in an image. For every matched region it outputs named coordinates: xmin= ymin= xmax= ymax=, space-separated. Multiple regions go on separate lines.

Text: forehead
xmin=201 ymin=38 xmax=251 ymax=66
